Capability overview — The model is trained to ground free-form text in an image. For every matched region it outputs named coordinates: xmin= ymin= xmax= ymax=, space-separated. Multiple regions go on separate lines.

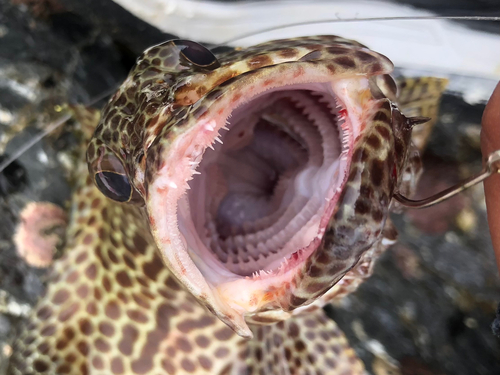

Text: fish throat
xmin=176 ymin=83 xmax=350 ymax=278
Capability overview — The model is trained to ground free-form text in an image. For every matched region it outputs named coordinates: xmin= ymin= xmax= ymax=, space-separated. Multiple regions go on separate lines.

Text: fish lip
xmin=146 ymin=66 xmax=371 ymax=335
xmin=145 ymin=192 xmax=253 ymax=337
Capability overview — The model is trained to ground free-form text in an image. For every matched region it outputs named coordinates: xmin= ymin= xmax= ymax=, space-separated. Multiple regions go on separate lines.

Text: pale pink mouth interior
xmin=177 ymin=85 xmax=351 ymax=278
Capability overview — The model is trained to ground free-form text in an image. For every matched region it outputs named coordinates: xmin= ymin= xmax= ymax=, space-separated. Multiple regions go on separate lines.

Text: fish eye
xmin=91 ymin=151 xmax=142 ymax=204
xmin=95 ymin=170 xmax=133 ymax=203
xmin=172 ymin=39 xmax=221 ymax=70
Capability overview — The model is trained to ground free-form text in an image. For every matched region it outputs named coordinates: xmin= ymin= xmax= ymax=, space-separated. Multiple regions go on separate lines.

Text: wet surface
xmin=0 ymin=0 xmax=499 ymax=374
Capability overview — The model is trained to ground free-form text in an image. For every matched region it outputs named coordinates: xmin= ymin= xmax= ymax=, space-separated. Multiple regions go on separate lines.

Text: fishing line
xmin=0 ymin=87 xmax=116 ymax=174
xmin=0 ymin=113 xmax=72 ymax=174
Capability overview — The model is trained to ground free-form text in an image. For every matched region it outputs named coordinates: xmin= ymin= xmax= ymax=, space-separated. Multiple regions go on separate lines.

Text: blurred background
xmin=0 ymin=0 xmax=499 ymax=374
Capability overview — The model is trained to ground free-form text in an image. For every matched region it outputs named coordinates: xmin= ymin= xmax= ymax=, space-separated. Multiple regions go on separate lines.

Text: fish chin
xmin=147 ymin=72 xmax=370 ymax=336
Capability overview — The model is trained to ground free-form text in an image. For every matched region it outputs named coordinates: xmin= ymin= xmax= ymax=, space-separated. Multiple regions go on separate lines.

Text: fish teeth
xmin=280 ymin=256 xmax=289 ymax=268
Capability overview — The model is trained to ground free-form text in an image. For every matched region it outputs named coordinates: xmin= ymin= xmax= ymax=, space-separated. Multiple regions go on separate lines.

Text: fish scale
xmin=7 ymin=107 xmax=363 ymax=374
xmin=8 ymin=36 xmax=449 ymax=374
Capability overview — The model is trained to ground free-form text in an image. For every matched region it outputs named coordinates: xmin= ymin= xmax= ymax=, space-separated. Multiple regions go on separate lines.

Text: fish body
xmin=8 ymin=106 xmax=363 ymax=375
xmin=8 ymin=36 xmax=446 ymax=374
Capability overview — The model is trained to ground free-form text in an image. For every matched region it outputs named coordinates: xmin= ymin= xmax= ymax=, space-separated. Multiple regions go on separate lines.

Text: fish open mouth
xmin=182 ymin=87 xmax=348 ymax=277
xmin=148 ymin=68 xmax=367 ymax=332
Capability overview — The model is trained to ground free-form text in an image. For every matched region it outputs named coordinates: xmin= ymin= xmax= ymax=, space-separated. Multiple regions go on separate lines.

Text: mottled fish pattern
xmin=7 ymin=36 xmax=447 ymax=374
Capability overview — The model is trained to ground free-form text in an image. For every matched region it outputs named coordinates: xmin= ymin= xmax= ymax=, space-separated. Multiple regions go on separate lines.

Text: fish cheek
xmin=295 ymin=110 xmax=397 ymax=305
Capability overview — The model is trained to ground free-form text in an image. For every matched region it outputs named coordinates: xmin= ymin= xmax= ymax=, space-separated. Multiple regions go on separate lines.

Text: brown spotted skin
xmin=303 ymin=76 xmax=448 ymax=307
xmin=86 ymin=36 xmax=443 ymax=324
xmin=7 ymin=108 xmax=244 ymax=374
xmin=86 ymin=35 xmax=400 ymax=316
xmin=9 ymin=175 xmax=243 ymax=374
xmin=8 ymin=36 xmax=447 ymax=374
xmin=241 ymin=312 xmax=363 ymax=375
xmin=280 ymin=99 xmax=402 ymax=311
xmin=396 ymin=77 xmax=449 ymax=151
xmin=8 ymin=107 xmax=364 ymax=374
xmin=86 ymin=36 xmax=393 ymax=201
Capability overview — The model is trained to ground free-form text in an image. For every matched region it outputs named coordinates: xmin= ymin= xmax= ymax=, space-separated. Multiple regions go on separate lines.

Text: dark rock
xmin=492 ymin=303 xmax=500 ymax=338
xmin=0 ymin=157 xmax=27 ymax=197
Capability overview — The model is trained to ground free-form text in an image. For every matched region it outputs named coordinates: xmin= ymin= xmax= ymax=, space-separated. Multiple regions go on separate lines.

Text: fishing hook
xmin=394 ymin=149 xmax=500 ymax=208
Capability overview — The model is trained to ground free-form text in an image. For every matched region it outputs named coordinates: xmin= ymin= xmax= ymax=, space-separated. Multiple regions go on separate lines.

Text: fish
xmin=5 ymin=35 xmax=463 ymax=374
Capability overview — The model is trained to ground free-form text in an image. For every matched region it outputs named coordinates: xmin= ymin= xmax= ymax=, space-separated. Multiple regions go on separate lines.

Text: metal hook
xmin=393 ymin=149 xmax=500 ymax=209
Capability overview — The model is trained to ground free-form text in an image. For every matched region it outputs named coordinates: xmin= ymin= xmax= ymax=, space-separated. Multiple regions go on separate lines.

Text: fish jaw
xmin=146 ymin=64 xmax=380 ymax=335
xmin=86 ymin=35 xmax=398 ymax=336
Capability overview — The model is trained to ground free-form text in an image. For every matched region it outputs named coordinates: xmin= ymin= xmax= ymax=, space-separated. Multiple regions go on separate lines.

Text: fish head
xmin=87 ymin=36 xmax=415 ymax=338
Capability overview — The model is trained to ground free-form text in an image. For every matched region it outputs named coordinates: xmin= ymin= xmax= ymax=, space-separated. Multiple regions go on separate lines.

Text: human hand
xmin=481 ymin=82 xmax=500 ymax=272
